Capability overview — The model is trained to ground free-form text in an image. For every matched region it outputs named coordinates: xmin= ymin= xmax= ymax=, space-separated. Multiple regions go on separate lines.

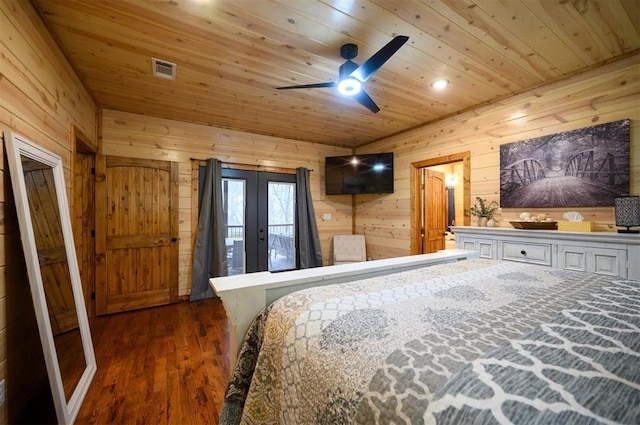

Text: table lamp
xmin=615 ymin=196 xmax=640 ymax=233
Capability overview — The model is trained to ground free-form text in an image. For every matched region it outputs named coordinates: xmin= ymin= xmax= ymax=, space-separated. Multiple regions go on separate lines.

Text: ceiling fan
xmin=276 ymin=35 xmax=409 ymax=113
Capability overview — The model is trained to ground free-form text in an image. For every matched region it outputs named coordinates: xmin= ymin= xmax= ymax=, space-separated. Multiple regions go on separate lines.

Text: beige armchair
xmin=332 ymin=234 xmax=367 ymax=265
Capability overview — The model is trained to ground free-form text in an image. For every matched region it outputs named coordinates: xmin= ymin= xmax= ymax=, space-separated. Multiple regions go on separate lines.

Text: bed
xmin=211 ymin=249 xmax=480 ymax=367
xmin=220 ymin=258 xmax=640 ymax=424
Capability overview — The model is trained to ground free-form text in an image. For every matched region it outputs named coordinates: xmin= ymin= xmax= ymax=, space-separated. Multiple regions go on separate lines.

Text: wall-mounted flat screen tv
xmin=325 ymin=153 xmax=394 ymax=195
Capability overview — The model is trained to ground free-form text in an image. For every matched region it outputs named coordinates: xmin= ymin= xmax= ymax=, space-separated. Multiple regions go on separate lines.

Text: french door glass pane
xmin=223 ymin=178 xmax=245 ymax=275
xmin=267 ymin=182 xmax=296 ymax=271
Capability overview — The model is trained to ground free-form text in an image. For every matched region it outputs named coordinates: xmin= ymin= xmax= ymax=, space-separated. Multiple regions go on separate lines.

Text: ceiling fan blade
xmin=276 ymin=81 xmax=337 ymax=90
xmin=353 ymin=89 xmax=380 ymax=113
xmin=350 ymin=35 xmax=409 ymax=82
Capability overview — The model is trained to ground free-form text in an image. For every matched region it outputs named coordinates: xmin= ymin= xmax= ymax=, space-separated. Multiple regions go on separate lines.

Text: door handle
xmin=171 ymin=237 xmax=178 ymax=243
xmin=259 ymin=236 xmax=265 ymax=241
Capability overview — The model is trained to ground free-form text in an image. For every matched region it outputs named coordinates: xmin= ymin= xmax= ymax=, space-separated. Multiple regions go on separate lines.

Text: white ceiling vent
xmin=152 ymin=58 xmax=177 ymax=80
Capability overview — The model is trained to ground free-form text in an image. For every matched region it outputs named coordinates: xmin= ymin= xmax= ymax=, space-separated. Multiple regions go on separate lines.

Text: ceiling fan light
xmin=338 ymin=78 xmax=361 ymax=96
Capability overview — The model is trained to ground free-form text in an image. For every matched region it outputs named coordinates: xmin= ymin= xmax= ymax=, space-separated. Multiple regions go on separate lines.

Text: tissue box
xmin=558 ymin=221 xmax=594 ymax=232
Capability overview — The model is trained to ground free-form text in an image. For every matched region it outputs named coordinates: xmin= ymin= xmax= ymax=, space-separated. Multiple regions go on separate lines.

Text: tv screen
xmin=325 ymin=153 xmax=394 ymax=195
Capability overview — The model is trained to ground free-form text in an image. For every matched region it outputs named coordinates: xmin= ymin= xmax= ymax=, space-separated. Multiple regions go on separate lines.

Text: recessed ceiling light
xmin=431 ymin=79 xmax=449 ymax=89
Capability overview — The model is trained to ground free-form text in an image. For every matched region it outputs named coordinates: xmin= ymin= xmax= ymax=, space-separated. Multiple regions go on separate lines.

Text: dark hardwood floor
xmin=76 ymin=298 xmax=230 ymax=425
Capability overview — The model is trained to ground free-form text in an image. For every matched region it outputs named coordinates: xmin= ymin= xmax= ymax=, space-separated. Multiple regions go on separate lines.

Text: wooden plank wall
xmin=0 ymin=0 xmax=97 ymax=422
xmin=357 ymin=54 xmax=640 ymax=259
xmin=100 ymin=109 xmax=353 ymax=297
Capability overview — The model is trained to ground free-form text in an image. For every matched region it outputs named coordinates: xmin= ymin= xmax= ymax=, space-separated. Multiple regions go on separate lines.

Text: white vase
xmin=478 ymin=217 xmax=488 ymax=227
xmin=486 ymin=218 xmax=496 ymax=227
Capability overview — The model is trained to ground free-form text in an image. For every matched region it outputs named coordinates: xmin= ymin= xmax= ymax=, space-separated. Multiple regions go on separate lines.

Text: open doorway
xmin=410 ymin=152 xmax=470 ymax=255
xmin=72 ymin=125 xmax=96 ymax=317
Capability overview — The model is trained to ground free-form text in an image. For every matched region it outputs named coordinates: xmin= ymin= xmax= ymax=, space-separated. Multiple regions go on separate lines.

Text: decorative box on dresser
xmin=452 ymin=226 xmax=640 ymax=281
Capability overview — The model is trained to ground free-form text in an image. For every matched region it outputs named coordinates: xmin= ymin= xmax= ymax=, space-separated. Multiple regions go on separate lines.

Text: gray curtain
xmin=296 ymin=167 xmax=323 ymax=268
xmin=190 ymin=158 xmax=227 ymax=301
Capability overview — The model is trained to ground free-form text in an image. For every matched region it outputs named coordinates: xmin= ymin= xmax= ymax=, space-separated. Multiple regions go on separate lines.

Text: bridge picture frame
xmin=499 ymin=119 xmax=630 ymax=208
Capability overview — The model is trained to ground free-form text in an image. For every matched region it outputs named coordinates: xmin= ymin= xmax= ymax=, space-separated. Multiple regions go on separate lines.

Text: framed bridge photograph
xmin=500 ymin=119 xmax=630 ymax=208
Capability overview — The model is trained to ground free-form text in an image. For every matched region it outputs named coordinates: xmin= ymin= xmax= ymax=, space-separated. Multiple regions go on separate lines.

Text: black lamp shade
xmin=614 ymin=196 xmax=640 ymax=233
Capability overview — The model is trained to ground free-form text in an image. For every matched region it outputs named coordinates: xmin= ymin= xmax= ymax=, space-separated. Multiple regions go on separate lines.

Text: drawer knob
xmin=520 ymin=250 xmax=527 ymax=256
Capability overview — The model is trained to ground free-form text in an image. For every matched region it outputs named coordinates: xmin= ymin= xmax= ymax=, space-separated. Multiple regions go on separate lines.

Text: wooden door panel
xmin=40 ymin=258 xmax=78 ymax=335
xmin=23 ymin=162 xmax=79 ymax=335
xmin=96 ymin=155 xmax=178 ymax=315
xmin=106 ymin=247 xmax=170 ymax=294
xmin=423 ymin=170 xmax=446 ymax=253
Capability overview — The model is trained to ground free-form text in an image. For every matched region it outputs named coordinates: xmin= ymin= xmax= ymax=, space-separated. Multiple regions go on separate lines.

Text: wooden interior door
xmin=95 ymin=156 xmax=179 ymax=315
xmin=423 ymin=169 xmax=447 ymax=253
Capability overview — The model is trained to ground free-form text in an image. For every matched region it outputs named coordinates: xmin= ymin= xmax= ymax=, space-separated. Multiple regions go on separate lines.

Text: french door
xmin=215 ymin=169 xmax=297 ymax=274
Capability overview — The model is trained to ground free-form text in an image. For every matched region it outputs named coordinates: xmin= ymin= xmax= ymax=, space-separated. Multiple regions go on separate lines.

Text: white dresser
xmin=452 ymin=226 xmax=640 ymax=280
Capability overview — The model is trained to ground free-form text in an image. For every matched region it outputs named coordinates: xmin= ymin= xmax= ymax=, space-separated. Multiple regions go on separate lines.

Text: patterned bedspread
xmin=220 ymin=259 xmax=640 ymax=424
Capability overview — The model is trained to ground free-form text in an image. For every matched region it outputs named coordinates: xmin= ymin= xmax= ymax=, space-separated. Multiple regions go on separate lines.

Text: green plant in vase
xmin=469 ymin=196 xmax=499 ymax=226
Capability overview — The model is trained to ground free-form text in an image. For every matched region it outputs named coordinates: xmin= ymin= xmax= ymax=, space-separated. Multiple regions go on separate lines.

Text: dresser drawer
xmin=501 ymin=241 xmax=552 ymax=265
xmin=459 ymin=237 xmax=497 ymax=259
xmin=558 ymin=245 xmax=625 ymax=277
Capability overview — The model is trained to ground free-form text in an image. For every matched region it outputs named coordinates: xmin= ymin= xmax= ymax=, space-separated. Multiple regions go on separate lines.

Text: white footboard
xmin=210 ymin=249 xmax=480 ymax=369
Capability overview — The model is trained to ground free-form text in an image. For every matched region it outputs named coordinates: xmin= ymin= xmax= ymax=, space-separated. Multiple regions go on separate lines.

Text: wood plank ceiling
xmin=32 ymin=0 xmax=640 ymax=148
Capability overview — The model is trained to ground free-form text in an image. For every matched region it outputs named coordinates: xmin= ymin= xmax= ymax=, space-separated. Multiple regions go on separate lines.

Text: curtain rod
xmin=189 ymin=157 xmax=313 ymax=172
